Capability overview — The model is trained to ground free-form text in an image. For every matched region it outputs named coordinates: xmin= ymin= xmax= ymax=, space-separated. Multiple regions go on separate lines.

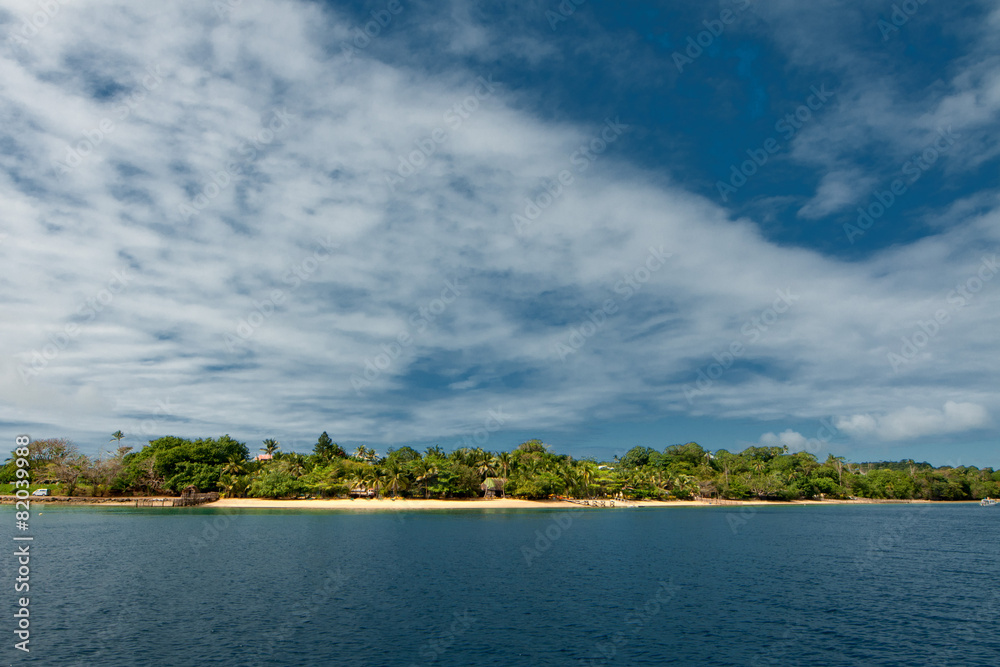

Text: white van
xmin=31 ymin=489 xmax=49 ymax=496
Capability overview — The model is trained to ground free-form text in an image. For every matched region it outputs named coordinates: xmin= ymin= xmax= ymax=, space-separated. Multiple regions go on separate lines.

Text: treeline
xmin=2 ymin=435 xmax=998 ymax=501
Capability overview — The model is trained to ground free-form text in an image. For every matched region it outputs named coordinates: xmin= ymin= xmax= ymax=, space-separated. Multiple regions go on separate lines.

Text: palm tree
xmin=496 ymin=452 xmax=513 ymax=479
xmin=261 ymin=439 xmax=280 ymax=457
xmin=579 ymin=462 xmax=596 ymax=499
xmin=110 ymin=430 xmax=125 ymax=447
xmin=360 ymin=466 xmax=384 ymax=498
xmin=673 ymin=474 xmax=699 ymax=499
xmin=348 ymin=472 xmax=368 ymax=496
xmin=563 ymin=465 xmax=586 ymax=498
xmin=413 ymin=460 xmax=438 ymax=498
xmin=353 ymin=445 xmax=376 ymax=463
xmin=282 ymin=456 xmax=306 ymax=478
xmin=219 ymin=476 xmax=237 ymax=498
xmin=476 ymin=455 xmax=497 ymax=480
xmin=826 ymin=454 xmax=846 ymax=486
xmin=650 ymin=470 xmax=670 ymax=497
xmin=222 ymin=456 xmax=245 ymax=478
xmin=384 ymin=461 xmax=409 ymax=498
xmin=450 ymin=447 xmax=475 ymax=467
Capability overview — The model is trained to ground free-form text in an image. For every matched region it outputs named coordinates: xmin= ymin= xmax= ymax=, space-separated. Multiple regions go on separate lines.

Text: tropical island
xmin=2 ymin=433 xmax=997 ymax=506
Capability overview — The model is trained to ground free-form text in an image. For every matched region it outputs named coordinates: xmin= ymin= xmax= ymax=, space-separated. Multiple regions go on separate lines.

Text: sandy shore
xmin=2 ymin=496 xmax=957 ymax=509
xmin=204 ymin=497 xmax=945 ymax=510
xmin=210 ymin=497 xmax=589 ymax=510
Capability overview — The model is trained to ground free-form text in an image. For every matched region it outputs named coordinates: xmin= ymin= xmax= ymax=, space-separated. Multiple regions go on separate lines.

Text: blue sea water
xmin=7 ymin=503 xmax=999 ymax=666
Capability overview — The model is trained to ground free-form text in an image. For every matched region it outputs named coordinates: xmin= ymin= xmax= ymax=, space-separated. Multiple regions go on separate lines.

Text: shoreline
xmin=2 ymin=496 xmax=975 ymax=509
xmin=201 ymin=497 xmax=958 ymax=509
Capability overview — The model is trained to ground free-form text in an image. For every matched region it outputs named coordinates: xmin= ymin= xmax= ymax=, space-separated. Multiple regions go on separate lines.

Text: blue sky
xmin=2 ymin=0 xmax=999 ymax=467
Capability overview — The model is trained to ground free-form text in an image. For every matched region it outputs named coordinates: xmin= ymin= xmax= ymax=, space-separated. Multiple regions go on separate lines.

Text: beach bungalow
xmin=254 ymin=453 xmax=273 ymax=462
xmin=481 ymin=477 xmax=507 ymax=499
xmin=349 ymin=487 xmax=376 ymax=498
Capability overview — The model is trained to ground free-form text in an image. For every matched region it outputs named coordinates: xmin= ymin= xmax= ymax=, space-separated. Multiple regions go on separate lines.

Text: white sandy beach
xmin=203 ymin=497 xmax=933 ymax=510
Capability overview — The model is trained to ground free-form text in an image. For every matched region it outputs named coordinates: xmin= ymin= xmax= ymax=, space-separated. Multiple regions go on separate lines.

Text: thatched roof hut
xmin=481 ymin=477 xmax=507 ymax=498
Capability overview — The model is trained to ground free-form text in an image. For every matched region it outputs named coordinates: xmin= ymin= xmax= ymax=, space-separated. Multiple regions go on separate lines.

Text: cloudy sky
xmin=2 ymin=0 xmax=999 ymax=466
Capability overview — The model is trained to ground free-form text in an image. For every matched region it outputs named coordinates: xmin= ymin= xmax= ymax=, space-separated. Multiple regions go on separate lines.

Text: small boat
xmin=981 ymin=497 xmax=997 ymax=506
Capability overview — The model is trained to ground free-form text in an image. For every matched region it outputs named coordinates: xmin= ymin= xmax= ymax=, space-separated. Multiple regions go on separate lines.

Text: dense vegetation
xmin=3 ymin=435 xmax=998 ymax=501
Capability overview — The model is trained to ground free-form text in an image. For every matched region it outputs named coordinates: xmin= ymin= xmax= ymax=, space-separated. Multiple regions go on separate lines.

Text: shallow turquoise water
xmin=7 ymin=504 xmax=998 ymax=665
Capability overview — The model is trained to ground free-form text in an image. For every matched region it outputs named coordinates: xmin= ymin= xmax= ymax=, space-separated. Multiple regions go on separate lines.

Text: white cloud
xmin=797 ymin=168 xmax=876 ymax=219
xmin=759 ymin=429 xmax=810 ymax=451
xmin=835 ymin=402 xmax=991 ymax=441
xmin=0 ymin=0 xmax=998 ymax=457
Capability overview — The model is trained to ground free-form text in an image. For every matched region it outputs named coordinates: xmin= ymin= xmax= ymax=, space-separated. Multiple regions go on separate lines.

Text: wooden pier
xmin=134 ymin=498 xmax=173 ymax=508
xmin=133 ymin=491 xmax=219 ymax=508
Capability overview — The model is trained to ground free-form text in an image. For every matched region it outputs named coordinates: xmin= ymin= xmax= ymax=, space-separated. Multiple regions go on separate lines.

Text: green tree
xmin=383 ymin=461 xmax=410 ymax=498
xmin=619 ymin=446 xmax=657 ymax=470
xmin=261 ymin=439 xmax=280 ymax=457
xmin=353 ymin=445 xmax=377 ymax=463
xmin=314 ymin=432 xmax=346 ymax=460
xmin=476 ymin=454 xmax=497 ymax=480
xmin=516 ymin=439 xmax=546 ymax=454
xmin=249 ymin=469 xmax=304 ymax=498
xmin=221 ymin=456 xmax=245 ymax=479
xmin=412 ymin=460 xmax=438 ymax=498
xmin=122 ymin=435 xmax=249 ymax=493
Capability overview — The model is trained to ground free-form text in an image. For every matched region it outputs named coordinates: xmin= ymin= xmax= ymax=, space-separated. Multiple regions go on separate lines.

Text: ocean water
xmin=8 ymin=504 xmax=999 ymax=666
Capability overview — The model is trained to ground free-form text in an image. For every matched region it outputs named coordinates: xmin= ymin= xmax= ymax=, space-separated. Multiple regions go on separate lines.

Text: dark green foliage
xmin=313 ymin=432 xmax=346 ymax=460
xmin=386 ymin=446 xmax=421 ymax=464
xmin=118 ymin=435 xmax=248 ymax=494
xmin=165 ymin=462 xmax=224 ymax=493
xmin=619 ymin=446 xmax=658 ymax=470
xmin=27 ymin=430 xmax=999 ymax=502
xmin=249 ymin=469 xmax=305 ymax=498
